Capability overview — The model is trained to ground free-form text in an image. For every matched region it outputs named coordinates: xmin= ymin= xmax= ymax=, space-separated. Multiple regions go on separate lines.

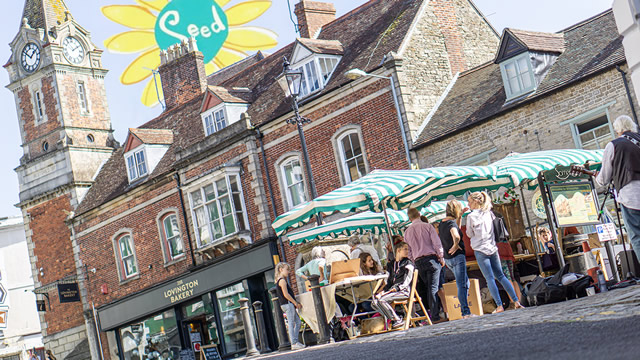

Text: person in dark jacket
xmin=372 ymin=242 xmax=414 ymax=329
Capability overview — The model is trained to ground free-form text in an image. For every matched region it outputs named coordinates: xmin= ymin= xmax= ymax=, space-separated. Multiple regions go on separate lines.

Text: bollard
xmin=239 ymin=298 xmax=260 ymax=356
xmin=252 ymin=301 xmax=272 ymax=354
xmin=308 ymin=275 xmax=330 ymax=344
xmin=268 ymin=287 xmax=291 ymax=350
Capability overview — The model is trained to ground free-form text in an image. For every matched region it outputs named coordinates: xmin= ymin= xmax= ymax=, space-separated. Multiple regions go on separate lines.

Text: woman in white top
xmin=465 ymin=191 xmax=524 ymax=313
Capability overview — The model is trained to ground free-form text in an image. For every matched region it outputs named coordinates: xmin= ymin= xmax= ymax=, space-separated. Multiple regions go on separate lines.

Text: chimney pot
xmin=158 ymin=39 xmax=207 ymax=109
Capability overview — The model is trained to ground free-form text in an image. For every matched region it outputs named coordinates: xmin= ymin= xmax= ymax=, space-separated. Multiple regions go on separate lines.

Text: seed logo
xmin=102 ymin=0 xmax=277 ymax=106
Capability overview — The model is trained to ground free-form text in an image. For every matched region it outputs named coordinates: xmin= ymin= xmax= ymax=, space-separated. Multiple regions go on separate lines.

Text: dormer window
xmin=200 ymin=86 xmax=251 ymax=137
xmin=125 ymin=148 xmax=148 ymax=181
xmin=500 ymin=53 xmax=535 ymax=100
xmin=203 ymin=106 xmax=227 ymax=136
xmin=290 ymin=39 xmax=344 ymax=98
xmin=123 ymin=128 xmax=173 ymax=184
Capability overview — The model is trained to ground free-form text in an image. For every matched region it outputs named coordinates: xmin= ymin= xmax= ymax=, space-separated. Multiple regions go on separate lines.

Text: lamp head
xmin=345 ymin=68 xmax=368 ymax=80
xmin=277 ymin=56 xmax=303 ymax=98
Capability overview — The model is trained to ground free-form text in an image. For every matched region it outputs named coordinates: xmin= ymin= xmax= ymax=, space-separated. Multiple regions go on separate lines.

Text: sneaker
xmin=392 ymin=320 xmax=405 ymax=329
xmin=291 ymin=343 xmax=306 ymax=350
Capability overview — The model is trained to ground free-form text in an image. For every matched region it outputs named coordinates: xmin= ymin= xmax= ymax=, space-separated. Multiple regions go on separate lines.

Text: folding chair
xmin=391 ymin=269 xmax=432 ymax=330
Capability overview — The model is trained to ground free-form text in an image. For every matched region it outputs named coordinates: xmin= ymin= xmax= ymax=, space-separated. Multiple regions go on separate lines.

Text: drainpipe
xmin=616 ymin=65 xmax=640 ymax=127
xmin=257 ymin=128 xmax=287 ymax=263
xmin=174 ymin=173 xmax=197 ymax=267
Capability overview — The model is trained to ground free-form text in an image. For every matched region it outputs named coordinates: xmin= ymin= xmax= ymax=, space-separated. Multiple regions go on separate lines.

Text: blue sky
xmin=0 ymin=0 xmax=612 ymax=216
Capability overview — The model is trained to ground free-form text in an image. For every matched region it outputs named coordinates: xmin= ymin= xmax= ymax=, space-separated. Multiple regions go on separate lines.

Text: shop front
xmin=98 ymin=242 xmax=278 ymax=359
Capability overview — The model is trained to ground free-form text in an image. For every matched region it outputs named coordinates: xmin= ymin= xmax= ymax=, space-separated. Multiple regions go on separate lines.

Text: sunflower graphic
xmin=102 ymin=0 xmax=278 ymax=106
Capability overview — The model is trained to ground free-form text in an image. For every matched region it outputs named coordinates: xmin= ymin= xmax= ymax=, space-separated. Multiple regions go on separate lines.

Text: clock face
xmin=63 ymin=37 xmax=85 ymax=64
xmin=21 ymin=43 xmax=41 ymax=73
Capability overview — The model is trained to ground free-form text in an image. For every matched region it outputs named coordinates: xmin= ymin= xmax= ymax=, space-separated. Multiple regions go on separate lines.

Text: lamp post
xmin=345 ymin=68 xmax=411 ymax=167
xmin=277 ymin=57 xmax=322 ymax=225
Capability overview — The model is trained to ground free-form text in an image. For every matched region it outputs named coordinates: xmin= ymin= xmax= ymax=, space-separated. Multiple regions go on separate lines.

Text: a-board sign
xmin=548 ymin=182 xmax=599 ymax=227
xmin=200 ymin=344 xmax=221 ymax=360
xmin=179 ymin=349 xmax=196 ymax=360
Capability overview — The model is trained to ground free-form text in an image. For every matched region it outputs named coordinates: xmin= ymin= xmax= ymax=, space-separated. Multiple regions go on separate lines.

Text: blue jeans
xmin=474 ymin=251 xmax=519 ymax=306
xmin=281 ymin=303 xmax=301 ymax=345
xmin=444 ymin=254 xmax=471 ymax=316
xmin=415 ymin=256 xmax=442 ymax=321
xmin=621 ymin=205 xmax=640 ymax=260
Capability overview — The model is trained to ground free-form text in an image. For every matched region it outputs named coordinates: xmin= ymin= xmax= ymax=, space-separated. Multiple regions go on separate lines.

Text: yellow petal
xmin=205 ymin=62 xmax=220 ymax=76
xmin=135 ymin=0 xmax=168 ymax=12
xmin=141 ymin=77 xmax=163 ymax=107
xmin=101 ymin=5 xmax=158 ymax=30
xmin=104 ymin=31 xmax=156 ymax=54
xmin=225 ymin=1 xmax=272 ymax=26
xmin=120 ymin=48 xmax=160 ymax=85
xmin=215 ymin=0 xmax=231 ymax=6
xmin=226 ymin=27 xmax=278 ymax=50
xmin=214 ymin=47 xmax=247 ymax=69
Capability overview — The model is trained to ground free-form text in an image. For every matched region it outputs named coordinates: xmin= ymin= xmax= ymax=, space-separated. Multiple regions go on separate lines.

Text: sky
xmin=0 ymin=0 xmax=613 ymax=216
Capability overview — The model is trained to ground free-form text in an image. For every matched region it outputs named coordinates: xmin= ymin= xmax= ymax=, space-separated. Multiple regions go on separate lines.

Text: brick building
xmin=6 ymin=0 xmax=502 ymax=359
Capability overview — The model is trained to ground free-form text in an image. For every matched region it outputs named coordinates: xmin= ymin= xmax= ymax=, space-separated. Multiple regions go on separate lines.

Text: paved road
xmin=261 ymin=315 xmax=640 ymax=359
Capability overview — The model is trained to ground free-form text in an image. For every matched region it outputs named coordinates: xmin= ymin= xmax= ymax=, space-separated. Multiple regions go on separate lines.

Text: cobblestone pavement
xmin=257 ymin=284 xmax=640 ymax=359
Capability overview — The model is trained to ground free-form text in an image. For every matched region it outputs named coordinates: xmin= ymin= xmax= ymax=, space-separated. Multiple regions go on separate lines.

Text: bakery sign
xmin=57 ymin=283 xmax=81 ymax=303
xmin=164 ymin=279 xmax=199 ymax=304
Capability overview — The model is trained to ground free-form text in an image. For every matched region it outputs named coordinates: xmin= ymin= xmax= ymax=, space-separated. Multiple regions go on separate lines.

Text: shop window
xmin=215 ymin=281 xmax=255 ymax=354
xmin=114 ymin=233 xmax=138 ymax=280
xmin=278 ymin=155 xmax=307 ymax=210
xmin=335 ymin=129 xmax=368 ymax=184
xmin=499 ymin=52 xmax=536 ymax=100
xmin=158 ymin=211 xmax=184 ymax=262
xmin=189 ymin=174 xmax=249 ymax=248
xmin=118 ymin=309 xmax=180 ymax=359
xmin=180 ymin=294 xmax=221 ymax=353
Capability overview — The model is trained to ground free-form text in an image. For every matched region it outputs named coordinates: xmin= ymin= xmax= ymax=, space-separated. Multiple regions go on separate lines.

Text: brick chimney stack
xmin=294 ymin=1 xmax=336 ymax=38
xmin=158 ymin=37 xmax=207 ymax=109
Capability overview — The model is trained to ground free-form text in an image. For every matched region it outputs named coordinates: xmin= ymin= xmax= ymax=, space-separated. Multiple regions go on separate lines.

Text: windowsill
xmin=164 ymin=255 xmax=187 ymax=268
xmin=196 ymin=230 xmax=252 ymax=252
xmin=119 ymin=274 xmax=140 ymax=285
xmin=504 ymin=89 xmax=536 ymax=105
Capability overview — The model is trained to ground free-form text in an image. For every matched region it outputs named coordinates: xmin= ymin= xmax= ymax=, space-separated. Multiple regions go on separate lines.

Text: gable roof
xmin=413 ymin=10 xmax=625 ymax=149
xmin=207 ymin=86 xmax=252 ymax=104
xmin=495 ymin=28 xmax=565 ymax=63
xmin=129 ymin=128 xmax=174 ymax=145
xmin=296 ymin=38 xmax=344 ymax=55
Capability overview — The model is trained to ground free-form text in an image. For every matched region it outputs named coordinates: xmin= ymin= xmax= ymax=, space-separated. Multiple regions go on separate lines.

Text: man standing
xmin=595 ymin=115 xmax=640 ymax=261
xmin=404 ymin=208 xmax=445 ymax=322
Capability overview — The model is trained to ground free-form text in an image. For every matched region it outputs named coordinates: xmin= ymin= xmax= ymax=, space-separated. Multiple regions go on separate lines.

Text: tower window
xmin=42 ymin=141 xmax=49 ymax=152
xmin=34 ymin=90 xmax=44 ymax=122
xmin=87 ymin=134 xmax=95 ymax=143
xmin=77 ymin=81 xmax=88 ymax=113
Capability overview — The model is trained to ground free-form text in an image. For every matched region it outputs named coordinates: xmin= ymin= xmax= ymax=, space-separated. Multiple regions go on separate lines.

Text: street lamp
xmin=276 ymin=57 xmax=322 ymax=225
xmin=345 ymin=68 xmax=411 ymax=167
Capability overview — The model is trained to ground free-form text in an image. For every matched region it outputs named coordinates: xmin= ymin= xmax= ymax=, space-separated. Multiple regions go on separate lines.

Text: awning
xmin=286 ymin=201 xmax=468 ymax=245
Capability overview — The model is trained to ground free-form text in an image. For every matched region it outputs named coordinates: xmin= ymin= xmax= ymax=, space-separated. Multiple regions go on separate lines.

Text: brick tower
xmin=4 ymin=1 xmax=116 ymax=358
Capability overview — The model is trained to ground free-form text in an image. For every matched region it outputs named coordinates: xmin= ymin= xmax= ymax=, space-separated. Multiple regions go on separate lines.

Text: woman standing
xmin=465 ymin=191 xmax=524 ymax=313
xmin=438 ymin=199 xmax=472 ymax=318
xmin=275 ymin=262 xmax=305 ymax=350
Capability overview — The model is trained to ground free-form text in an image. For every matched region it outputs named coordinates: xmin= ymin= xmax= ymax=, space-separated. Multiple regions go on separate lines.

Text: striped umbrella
xmin=272 ymin=167 xmax=508 ymax=236
xmin=287 ymin=201 xmax=468 ymax=245
xmin=491 ymin=149 xmax=604 ymax=186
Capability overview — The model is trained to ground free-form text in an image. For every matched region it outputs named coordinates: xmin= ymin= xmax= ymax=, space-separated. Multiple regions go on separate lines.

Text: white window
xmin=203 ymin=108 xmax=227 ymax=136
xmin=338 ymin=131 xmax=367 ymax=183
xmin=116 ymin=234 xmax=138 ymax=279
xmin=280 ymin=157 xmax=307 ymax=209
xmin=500 ymin=53 xmax=536 ymax=100
xmin=574 ymin=114 xmax=614 ymax=150
xmin=125 ymin=148 xmax=148 ymax=182
xmin=77 ymin=81 xmax=88 ymax=113
xmin=293 ymin=56 xmax=341 ymax=98
xmin=189 ymin=174 xmax=248 ymax=247
xmin=159 ymin=212 xmax=184 ymax=261
xmin=34 ymin=90 xmax=44 ymax=122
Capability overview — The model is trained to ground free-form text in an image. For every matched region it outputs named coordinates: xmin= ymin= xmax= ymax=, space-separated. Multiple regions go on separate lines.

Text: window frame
xmin=291 ymin=54 xmax=342 ymax=98
xmin=156 ymin=209 xmax=186 ymax=264
xmin=560 ymin=102 xmax=616 ymax=150
xmin=276 ymin=153 xmax=309 ymax=211
xmin=125 ymin=147 xmax=149 ymax=182
xmin=112 ymin=230 xmax=139 ymax=282
xmin=201 ymin=105 xmax=228 ymax=136
xmin=77 ymin=80 xmax=89 ymax=114
xmin=332 ymin=126 xmax=369 ymax=185
xmin=33 ymin=89 xmax=45 ymax=123
xmin=499 ymin=52 xmax=536 ymax=100
xmin=187 ymin=171 xmax=250 ymax=249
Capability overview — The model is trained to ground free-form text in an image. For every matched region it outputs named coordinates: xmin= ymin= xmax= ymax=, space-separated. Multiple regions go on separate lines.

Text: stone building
xmin=5 ymin=0 xmax=503 ymax=358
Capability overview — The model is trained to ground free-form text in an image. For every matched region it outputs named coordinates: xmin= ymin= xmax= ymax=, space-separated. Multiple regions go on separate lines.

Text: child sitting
xmin=372 ymin=242 xmax=415 ymax=329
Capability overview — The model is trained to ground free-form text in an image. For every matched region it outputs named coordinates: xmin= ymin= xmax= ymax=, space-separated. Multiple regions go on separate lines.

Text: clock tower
xmin=4 ymin=1 xmax=116 ymax=358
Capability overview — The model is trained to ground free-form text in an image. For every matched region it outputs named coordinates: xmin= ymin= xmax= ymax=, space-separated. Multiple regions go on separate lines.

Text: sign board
xmin=200 ymin=345 xmax=221 ymax=360
xmin=0 ymin=307 xmax=7 ymax=329
xmin=193 ymin=342 xmax=202 ymax=353
xmin=596 ymin=223 xmax=617 ymax=242
xmin=36 ymin=300 xmax=46 ymax=312
xmin=543 ymin=164 xmax=590 ymax=183
xmin=57 ymin=283 xmax=81 ymax=303
xmin=548 ymin=182 xmax=599 ymax=227
xmin=0 ymin=283 xmax=6 ymax=304
xmin=179 ymin=349 xmax=196 ymax=360
xmin=531 ymin=189 xmax=547 ymax=219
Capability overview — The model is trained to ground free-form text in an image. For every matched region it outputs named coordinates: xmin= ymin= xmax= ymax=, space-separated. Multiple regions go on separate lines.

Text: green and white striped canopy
xmin=273 ymin=167 xmax=504 ymax=236
xmin=287 ymin=201 xmax=468 ymax=245
xmin=491 ymin=149 xmax=604 ymax=186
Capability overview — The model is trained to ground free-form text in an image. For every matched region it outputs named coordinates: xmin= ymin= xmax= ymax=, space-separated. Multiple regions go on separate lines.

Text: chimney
xmin=158 ymin=37 xmax=207 ymax=109
xmin=294 ymin=1 xmax=336 ymax=38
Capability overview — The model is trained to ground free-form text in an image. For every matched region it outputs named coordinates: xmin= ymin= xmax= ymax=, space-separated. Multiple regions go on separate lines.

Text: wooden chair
xmin=391 ymin=269 xmax=432 ymax=330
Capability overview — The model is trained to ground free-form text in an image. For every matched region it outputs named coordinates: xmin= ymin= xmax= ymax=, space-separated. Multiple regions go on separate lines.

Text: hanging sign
xmin=531 ymin=189 xmax=547 ymax=219
xmin=543 ymin=165 xmax=590 ymax=183
xmin=36 ymin=300 xmax=47 ymax=312
xmin=57 ymin=283 xmax=81 ymax=303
